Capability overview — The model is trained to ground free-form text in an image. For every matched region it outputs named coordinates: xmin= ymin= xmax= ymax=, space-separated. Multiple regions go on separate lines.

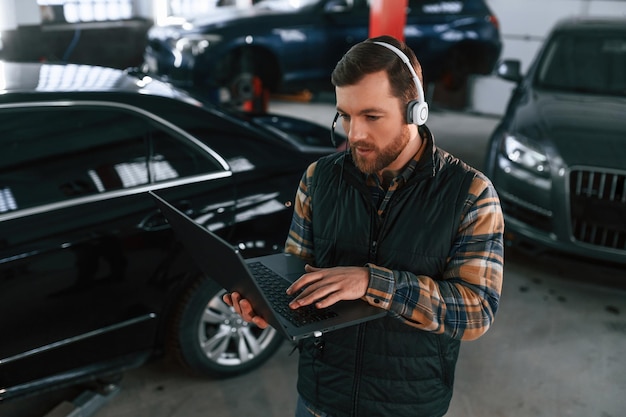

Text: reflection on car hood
xmin=515 ymin=90 xmax=626 ymax=169
xmin=184 ymin=4 xmax=292 ymax=29
xmin=0 ymin=62 xmax=201 ymax=106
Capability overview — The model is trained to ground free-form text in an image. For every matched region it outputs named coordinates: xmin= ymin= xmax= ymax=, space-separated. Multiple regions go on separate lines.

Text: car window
xmin=336 ymin=0 xmax=460 ymax=12
xmin=536 ymin=31 xmax=626 ymax=96
xmin=407 ymin=0 xmax=480 ymax=14
xmin=184 ymin=126 xmax=296 ymax=173
xmin=0 ymin=106 xmax=222 ymax=213
xmin=148 ymin=102 xmax=301 ymax=172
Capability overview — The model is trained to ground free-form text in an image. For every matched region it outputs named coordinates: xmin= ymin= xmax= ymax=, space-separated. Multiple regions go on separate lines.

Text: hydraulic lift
xmin=369 ymin=0 xmax=408 ymax=40
xmin=244 ymin=0 xmax=409 ymax=113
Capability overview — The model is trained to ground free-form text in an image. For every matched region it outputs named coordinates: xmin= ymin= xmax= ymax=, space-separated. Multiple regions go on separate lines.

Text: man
xmin=225 ymin=35 xmax=504 ymax=417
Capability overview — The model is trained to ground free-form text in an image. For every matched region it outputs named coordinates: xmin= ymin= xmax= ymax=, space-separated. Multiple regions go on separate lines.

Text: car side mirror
xmin=496 ymin=59 xmax=523 ymax=83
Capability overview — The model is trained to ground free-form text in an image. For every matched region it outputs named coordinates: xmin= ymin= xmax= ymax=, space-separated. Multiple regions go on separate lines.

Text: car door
xmin=404 ymin=0 xmax=444 ymax=69
xmin=0 ymin=102 xmax=235 ymax=398
xmin=404 ymin=0 xmax=498 ymax=85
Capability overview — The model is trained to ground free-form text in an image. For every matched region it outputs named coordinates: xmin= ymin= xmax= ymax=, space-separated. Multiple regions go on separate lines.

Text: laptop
xmin=149 ymin=191 xmax=386 ymax=341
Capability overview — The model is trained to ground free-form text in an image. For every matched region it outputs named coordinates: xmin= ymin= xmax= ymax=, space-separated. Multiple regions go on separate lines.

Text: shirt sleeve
xmin=364 ymin=174 xmax=505 ymax=341
xmin=284 ymin=162 xmax=316 ymax=263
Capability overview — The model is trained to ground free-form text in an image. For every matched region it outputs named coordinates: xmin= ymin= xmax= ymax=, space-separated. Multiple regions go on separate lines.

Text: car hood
xmin=512 ymin=90 xmax=626 ymax=170
xmin=182 ymin=2 xmax=302 ymax=30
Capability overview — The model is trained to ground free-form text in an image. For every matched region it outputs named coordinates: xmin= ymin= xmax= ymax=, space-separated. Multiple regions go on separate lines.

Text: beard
xmin=350 ymin=125 xmax=411 ymax=175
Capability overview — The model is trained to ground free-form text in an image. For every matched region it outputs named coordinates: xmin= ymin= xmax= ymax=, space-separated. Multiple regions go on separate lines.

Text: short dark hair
xmin=331 ymin=35 xmax=423 ymax=114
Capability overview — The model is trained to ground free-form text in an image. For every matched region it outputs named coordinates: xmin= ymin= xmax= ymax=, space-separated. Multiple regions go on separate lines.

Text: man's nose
xmin=347 ymin=118 xmax=367 ymax=141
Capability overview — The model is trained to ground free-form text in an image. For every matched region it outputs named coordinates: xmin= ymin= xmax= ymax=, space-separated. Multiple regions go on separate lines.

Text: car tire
xmin=168 ymin=275 xmax=284 ymax=377
xmin=229 ymin=72 xmax=269 ymax=112
xmin=220 ymin=47 xmax=274 ymax=113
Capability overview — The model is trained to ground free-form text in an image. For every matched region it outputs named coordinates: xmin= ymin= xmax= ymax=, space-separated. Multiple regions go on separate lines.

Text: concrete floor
xmin=3 ymin=99 xmax=626 ymax=417
xmin=28 ymin=247 xmax=624 ymax=417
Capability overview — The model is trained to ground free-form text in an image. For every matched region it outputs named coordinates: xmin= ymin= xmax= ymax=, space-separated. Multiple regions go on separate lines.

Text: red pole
xmin=369 ymin=0 xmax=408 ymax=41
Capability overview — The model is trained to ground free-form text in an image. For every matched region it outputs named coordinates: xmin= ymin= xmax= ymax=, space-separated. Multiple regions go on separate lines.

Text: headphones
xmin=373 ymin=41 xmax=429 ymax=126
xmin=330 ymin=40 xmax=428 ymax=148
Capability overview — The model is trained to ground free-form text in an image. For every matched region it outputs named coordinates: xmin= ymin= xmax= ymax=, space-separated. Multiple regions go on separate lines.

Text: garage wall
xmin=470 ymin=0 xmax=626 ymax=116
xmin=0 ymin=0 xmax=151 ymax=68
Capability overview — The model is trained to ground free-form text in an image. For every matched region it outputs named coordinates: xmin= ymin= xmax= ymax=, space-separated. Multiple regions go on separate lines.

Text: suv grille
xmin=570 ymin=169 xmax=626 ymax=251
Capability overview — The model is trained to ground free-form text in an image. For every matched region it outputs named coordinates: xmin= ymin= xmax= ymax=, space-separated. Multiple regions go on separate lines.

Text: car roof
xmin=0 ymin=61 xmax=199 ymax=103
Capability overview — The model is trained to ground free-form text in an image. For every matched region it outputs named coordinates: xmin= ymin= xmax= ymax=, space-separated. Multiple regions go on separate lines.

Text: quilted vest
xmin=297 ymin=133 xmax=477 ymax=417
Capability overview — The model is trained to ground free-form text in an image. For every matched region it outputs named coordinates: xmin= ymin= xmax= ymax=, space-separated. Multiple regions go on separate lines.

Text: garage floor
xmin=17 ymin=248 xmax=623 ymax=417
xmin=2 ymin=99 xmax=626 ymax=417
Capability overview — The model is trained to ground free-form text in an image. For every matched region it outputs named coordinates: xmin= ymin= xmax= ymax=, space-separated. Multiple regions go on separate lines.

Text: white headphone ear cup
xmin=408 ymin=100 xmax=429 ymax=126
xmin=415 ymin=101 xmax=428 ymax=126
xmin=372 ymin=42 xmax=429 ymax=126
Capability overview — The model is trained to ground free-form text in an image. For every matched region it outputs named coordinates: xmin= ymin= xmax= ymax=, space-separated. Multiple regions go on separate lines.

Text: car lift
xmin=43 ymin=383 xmax=120 ymax=417
xmin=369 ymin=0 xmax=408 ymax=40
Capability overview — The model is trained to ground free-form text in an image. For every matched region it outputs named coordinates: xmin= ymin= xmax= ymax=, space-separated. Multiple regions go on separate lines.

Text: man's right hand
xmin=222 ymin=292 xmax=270 ymax=329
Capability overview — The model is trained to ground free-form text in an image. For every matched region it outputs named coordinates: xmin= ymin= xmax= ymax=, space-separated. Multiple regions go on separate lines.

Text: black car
xmin=0 ymin=62 xmax=336 ymax=402
xmin=142 ymin=0 xmax=501 ymax=107
xmin=485 ymin=17 xmax=626 ymax=265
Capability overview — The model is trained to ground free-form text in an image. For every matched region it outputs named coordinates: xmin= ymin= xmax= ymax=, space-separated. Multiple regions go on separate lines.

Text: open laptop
xmin=149 ymin=191 xmax=386 ymax=341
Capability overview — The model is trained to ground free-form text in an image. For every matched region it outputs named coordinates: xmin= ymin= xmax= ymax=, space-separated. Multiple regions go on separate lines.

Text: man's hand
xmin=287 ymin=264 xmax=369 ymax=309
xmin=222 ymin=292 xmax=270 ymax=329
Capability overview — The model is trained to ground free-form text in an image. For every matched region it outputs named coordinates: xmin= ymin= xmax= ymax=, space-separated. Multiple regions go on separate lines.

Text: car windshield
xmin=535 ymin=30 xmax=626 ymax=96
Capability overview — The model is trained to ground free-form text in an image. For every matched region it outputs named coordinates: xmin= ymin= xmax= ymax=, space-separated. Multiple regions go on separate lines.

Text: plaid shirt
xmin=285 ymin=144 xmax=504 ymax=342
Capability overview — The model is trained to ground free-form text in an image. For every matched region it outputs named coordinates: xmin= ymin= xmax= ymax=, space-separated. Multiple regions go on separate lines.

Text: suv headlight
xmin=501 ymin=133 xmax=550 ymax=177
xmin=148 ymin=25 xmax=182 ymax=42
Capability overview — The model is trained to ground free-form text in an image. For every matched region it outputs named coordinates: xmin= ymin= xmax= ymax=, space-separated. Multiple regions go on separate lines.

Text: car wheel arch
xmin=165 ymin=272 xmax=284 ymax=377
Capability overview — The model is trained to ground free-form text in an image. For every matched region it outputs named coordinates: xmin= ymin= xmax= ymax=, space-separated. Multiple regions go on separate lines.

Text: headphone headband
xmin=372 ymin=41 xmax=428 ymax=126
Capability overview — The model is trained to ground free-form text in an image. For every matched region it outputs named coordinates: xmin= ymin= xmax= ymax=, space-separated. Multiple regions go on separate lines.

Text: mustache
xmin=350 ymin=140 xmax=376 ymax=150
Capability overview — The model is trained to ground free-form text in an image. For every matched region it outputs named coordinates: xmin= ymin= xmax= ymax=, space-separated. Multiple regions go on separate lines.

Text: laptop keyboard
xmin=248 ymin=262 xmax=338 ymax=327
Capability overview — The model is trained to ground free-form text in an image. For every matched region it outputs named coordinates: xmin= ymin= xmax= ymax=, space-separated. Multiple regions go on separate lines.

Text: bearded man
xmin=225 ymin=35 xmax=505 ymax=417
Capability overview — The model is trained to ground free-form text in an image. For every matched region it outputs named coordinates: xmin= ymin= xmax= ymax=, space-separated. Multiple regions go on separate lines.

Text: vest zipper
xmin=350 ymin=322 xmax=366 ymax=417
xmin=369 ymin=239 xmax=378 ymax=260
xmin=351 ymin=174 xmax=385 ymax=414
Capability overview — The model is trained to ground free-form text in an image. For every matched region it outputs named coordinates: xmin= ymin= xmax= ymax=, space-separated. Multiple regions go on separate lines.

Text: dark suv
xmin=143 ymin=0 xmax=501 ymax=106
xmin=485 ymin=17 xmax=626 ymax=265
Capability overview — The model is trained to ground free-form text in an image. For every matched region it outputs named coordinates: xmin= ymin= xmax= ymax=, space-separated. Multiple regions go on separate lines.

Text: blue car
xmin=142 ymin=0 xmax=502 ymax=107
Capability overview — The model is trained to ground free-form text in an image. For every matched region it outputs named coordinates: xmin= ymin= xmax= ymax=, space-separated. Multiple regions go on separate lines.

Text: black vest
xmin=297 ymin=133 xmax=477 ymax=417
